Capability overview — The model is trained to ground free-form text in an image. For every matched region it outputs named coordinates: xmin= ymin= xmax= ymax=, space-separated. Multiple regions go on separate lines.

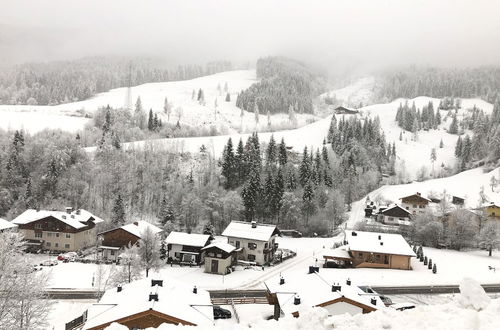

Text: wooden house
xmin=377 ymin=205 xmax=411 ymax=225
xmin=478 ymin=201 xmax=500 ymax=220
xmin=80 ymin=277 xmax=213 ymax=329
xmin=12 ymin=208 xmax=103 ymax=252
xmin=98 ymin=221 xmax=162 ymax=261
xmin=400 ymin=192 xmax=431 ymax=215
xmin=202 ymin=241 xmax=237 ymax=275
xmin=222 ymin=221 xmax=280 ymax=265
xmin=265 ymin=272 xmax=381 ymax=320
xmin=165 ymin=231 xmax=212 ymax=264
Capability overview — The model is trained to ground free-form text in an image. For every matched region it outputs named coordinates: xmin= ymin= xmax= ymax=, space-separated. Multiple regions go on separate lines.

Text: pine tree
xmin=278 ymin=138 xmax=288 ymax=166
xmin=235 ymin=138 xmax=246 ymax=185
xmin=439 ymin=139 xmax=444 ymax=148
xmin=266 ymin=135 xmax=277 ymax=167
xmin=302 ymin=181 xmax=316 ymax=225
xmin=159 ymin=196 xmax=175 ymax=227
xmin=299 ymin=146 xmax=311 ymax=187
xmin=221 ymin=138 xmax=236 ymax=189
xmin=241 ymin=169 xmax=261 ymax=221
xmin=160 ymin=241 xmax=167 ymax=260
xmin=112 ymin=194 xmax=126 ymax=227
xmin=399 ymin=131 xmax=403 ymax=141
xmin=286 ymin=168 xmax=297 ymax=191
xmin=271 ymin=168 xmax=285 ymax=221
xmin=430 ymin=148 xmax=437 ymax=173
xmin=224 ymin=81 xmax=229 ymax=93
xmin=455 ymin=136 xmax=463 ymax=158
xmin=147 ymin=109 xmax=154 ymax=131
xmin=225 ymin=93 xmax=231 ymax=102
xmin=449 ymin=115 xmax=459 ymax=134
xmin=254 ymin=102 xmax=260 ymax=124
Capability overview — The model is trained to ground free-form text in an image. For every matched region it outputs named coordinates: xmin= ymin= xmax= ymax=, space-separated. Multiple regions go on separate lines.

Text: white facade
xmin=226 ymin=236 xmax=276 ymax=265
xmin=323 ymin=301 xmax=363 ymax=316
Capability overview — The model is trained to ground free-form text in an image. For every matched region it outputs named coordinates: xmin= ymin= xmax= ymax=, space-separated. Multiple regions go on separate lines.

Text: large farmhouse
xmin=222 ymin=221 xmax=280 ymax=265
xmin=265 ymin=272 xmax=382 ymax=320
xmin=324 ymin=231 xmax=416 ymax=270
xmin=98 ymin=221 xmax=162 ymax=261
xmin=165 ymin=231 xmax=212 ymax=264
xmin=400 ymin=192 xmax=431 ymax=215
xmin=81 ymin=277 xmax=213 ymax=329
xmin=12 ymin=208 xmax=103 ymax=252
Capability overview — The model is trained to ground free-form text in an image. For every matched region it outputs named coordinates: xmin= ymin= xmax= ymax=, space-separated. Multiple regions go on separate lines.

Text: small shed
xmin=202 ymin=242 xmax=236 ymax=275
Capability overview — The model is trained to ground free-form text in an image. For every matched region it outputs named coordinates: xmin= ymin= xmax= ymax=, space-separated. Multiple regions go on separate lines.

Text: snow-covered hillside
xmin=320 ymin=76 xmax=375 ymax=107
xmin=0 ymin=70 xmax=318 ymax=134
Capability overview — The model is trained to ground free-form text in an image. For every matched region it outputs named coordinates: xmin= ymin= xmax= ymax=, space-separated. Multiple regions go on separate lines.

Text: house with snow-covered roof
xmin=400 ymin=192 xmax=431 ymax=215
xmin=265 ymin=271 xmax=382 ymax=320
xmin=98 ymin=221 xmax=162 ymax=261
xmin=0 ymin=218 xmax=17 ymax=232
xmin=202 ymin=241 xmax=237 ymax=275
xmin=477 ymin=201 xmax=500 ymax=221
xmin=80 ymin=276 xmax=213 ymax=329
xmin=344 ymin=231 xmax=416 ymax=270
xmin=12 ymin=207 xmax=103 ymax=252
xmin=222 ymin=220 xmax=280 ymax=265
xmin=165 ymin=231 xmax=212 ymax=264
xmin=334 ymin=106 xmax=359 ymax=115
xmin=377 ymin=204 xmax=412 ymax=225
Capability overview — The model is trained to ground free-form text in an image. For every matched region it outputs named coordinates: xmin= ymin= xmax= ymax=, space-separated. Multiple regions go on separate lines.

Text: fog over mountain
xmin=1 ymin=0 xmax=500 ymax=72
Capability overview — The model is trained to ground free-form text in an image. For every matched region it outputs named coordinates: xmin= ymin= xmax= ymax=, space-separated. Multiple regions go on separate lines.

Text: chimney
xmin=65 ymin=207 xmax=73 ymax=214
xmin=346 ymin=279 xmax=351 ymax=286
xmin=117 ymin=286 xmax=122 ymax=293
xmin=149 ymin=293 xmax=159 ymax=302
xmin=380 ymin=242 xmax=384 ymax=246
xmin=351 ymin=231 xmax=357 ymax=236
xmin=294 ymin=295 xmax=301 ymax=305
xmin=280 ymin=276 xmax=285 ymax=285
xmin=417 ymin=192 xmax=421 ymax=196
xmin=331 ymin=284 xmax=341 ymax=292
xmin=62 ymin=215 xmax=66 ymax=219
xmin=151 ymin=280 xmax=163 ymax=287
xmin=76 ymin=209 xmax=81 ymax=215
xmin=378 ymin=235 xmax=381 ymax=240
xmin=134 ymin=221 xmax=139 ymax=226
xmin=371 ymin=298 xmax=377 ymax=305
xmin=251 ymin=221 xmax=257 ymax=228
xmin=193 ymin=286 xmax=198 ymax=294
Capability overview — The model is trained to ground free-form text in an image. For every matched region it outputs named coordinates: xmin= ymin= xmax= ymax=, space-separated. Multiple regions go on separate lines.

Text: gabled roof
xmin=165 ymin=232 xmax=211 ymax=247
xmin=202 ymin=241 xmax=236 ymax=253
xmin=346 ymin=231 xmax=416 ymax=257
xmin=12 ymin=209 xmax=103 ymax=230
xmin=480 ymin=201 xmax=500 ymax=209
xmin=265 ymin=272 xmax=382 ymax=316
xmin=82 ymin=276 xmax=213 ymax=329
xmin=400 ymin=193 xmax=432 ymax=203
xmin=120 ymin=221 xmax=162 ymax=238
xmin=222 ymin=221 xmax=279 ymax=241
xmin=0 ymin=218 xmax=17 ymax=231
xmin=379 ymin=204 xmax=411 ymax=217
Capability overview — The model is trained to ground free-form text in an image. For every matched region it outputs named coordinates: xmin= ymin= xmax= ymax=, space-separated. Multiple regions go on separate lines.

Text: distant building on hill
xmin=12 ymin=207 xmax=103 ymax=252
xmin=400 ymin=192 xmax=431 ymax=215
xmin=377 ymin=205 xmax=412 ymax=225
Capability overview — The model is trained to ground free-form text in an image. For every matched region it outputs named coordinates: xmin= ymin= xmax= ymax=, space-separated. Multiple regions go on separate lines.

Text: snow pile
xmin=104 ymin=279 xmax=500 ymax=330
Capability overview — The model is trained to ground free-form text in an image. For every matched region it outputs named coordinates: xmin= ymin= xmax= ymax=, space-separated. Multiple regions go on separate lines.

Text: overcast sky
xmin=1 ymin=0 xmax=500 ymax=72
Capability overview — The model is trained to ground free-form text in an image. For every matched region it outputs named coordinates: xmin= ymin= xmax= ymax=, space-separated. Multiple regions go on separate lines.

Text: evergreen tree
xmin=160 ymin=241 xmax=167 ymax=260
xmin=266 ymin=135 xmax=277 ymax=167
xmin=302 ymin=181 xmax=316 ymax=225
xmin=147 ymin=109 xmax=154 ymax=131
xmin=449 ymin=115 xmax=459 ymax=134
xmin=241 ymin=169 xmax=261 ymax=221
xmin=271 ymin=168 xmax=285 ymax=221
xmin=159 ymin=195 xmax=175 ymax=226
xmin=221 ymin=138 xmax=236 ymax=189
xmin=286 ymin=168 xmax=297 ymax=190
xmin=455 ymin=136 xmax=463 ymax=158
xmin=278 ymin=138 xmax=288 ymax=166
xmin=299 ymin=147 xmax=311 ymax=187
xmin=439 ymin=138 xmax=444 ymax=148
xmin=225 ymin=93 xmax=231 ymax=102
xmin=254 ymin=102 xmax=260 ymax=124
xmin=111 ymin=194 xmax=126 ymax=227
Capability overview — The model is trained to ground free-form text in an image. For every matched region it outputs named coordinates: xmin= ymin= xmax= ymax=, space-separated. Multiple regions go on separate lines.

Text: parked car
xmin=40 ymin=260 xmax=58 ymax=266
xmin=213 ymin=306 xmax=232 ymax=319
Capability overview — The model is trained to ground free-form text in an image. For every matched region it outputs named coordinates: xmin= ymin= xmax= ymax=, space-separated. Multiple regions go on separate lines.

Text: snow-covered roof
xmin=0 ymin=218 xmax=17 ymax=231
xmin=346 ymin=231 xmax=416 ymax=257
xmin=480 ymin=201 xmax=500 ymax=209
xmin=83 ymin=275 xmax=213 ymax=329
xmin=202 ymin=241 xmax=236 ymax=253
xmin=265 ymin=272 xmax=383 ymax=316
xmin=120 ymin=221 xmax=162 ymax=238
xmin=322 ymin=247 xmax=351 ymax=260
xmin=222 ymin=221 xmax=279 ymax=241
xmin=12 ymin=208 xmax=103 ymax=230
xmin=400 ymin=193 xmax=432 ymax=203
xmin=165 ymin=232 xmax=210 ymax=247
xmin=379 ymin=204 xmax=411 ymax=215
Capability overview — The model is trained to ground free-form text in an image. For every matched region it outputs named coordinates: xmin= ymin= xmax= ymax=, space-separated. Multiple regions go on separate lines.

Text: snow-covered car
xmin=213 ymin=306 xmax=232 ymax=319
xmin=40 ymin=260 xmax=58 ymax=266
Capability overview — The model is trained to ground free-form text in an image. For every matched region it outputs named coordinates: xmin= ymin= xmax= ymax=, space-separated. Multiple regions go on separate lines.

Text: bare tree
xmin=110 ymin=243 xmax=142 ymax=285
xmin=478 ymin=221 xmax=500 ymax=256
xmin=138 ymin=227 xmax=161 ymax=277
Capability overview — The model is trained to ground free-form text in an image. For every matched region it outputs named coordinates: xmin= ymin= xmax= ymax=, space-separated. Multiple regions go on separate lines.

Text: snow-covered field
xmin=320 ymin=76 xmax=375 ymax=107
xmin=0 ymin=70 xmax=318 ymax=135
xmin=47 ymin=299 xmax=96 ymax=330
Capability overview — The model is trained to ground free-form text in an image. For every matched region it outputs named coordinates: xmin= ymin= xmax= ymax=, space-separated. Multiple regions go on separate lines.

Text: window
xmin=55 ymin=233 xmax=60 ymax=237
xmin=264 ymin=243 xmax=268 ymax=249
xmin=35 ymin=223 xmax=42 ymax=229
xmin=110 ymin=250 xmax=115 ymax=256
xmin=248 ymin=242 xmax=257 ymax=250
xmin=66 ymin=234 xmax=71 ymax=238
xmin=235 ymin=241 xmax=240 ymax=248
xmin=412 ymin=204 xmax=417 ymax=208
xmin=47 ymin=232 xmax=53 ymax=237
xmin=174 ymin=252 xmax=180 ymax=258
xmin=216 ymin=253 xmax=222 ymax=258
xmin=247 ymin=254 xmax=256 ymax=262
xmin=419 ymin=205 xmax=424 ymax=209
xmin=406 ymin=207 xmax=409 ymax=210
xmin=55 ymin=243 xmax=59 ymax=248
xmin=46 ymin=242 xmax=51 ymax=247
xmin=65 ymin=244 xmax=70 ymax=249
xmin=358 ymin=252 xmax=363 ymax=257
xmin=35 ymin=232 xmax=42 ymax=238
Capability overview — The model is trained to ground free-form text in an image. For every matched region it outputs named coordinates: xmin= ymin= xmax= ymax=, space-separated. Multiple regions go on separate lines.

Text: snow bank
xmin=104 ymin=279 xmax=500 ymax=330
